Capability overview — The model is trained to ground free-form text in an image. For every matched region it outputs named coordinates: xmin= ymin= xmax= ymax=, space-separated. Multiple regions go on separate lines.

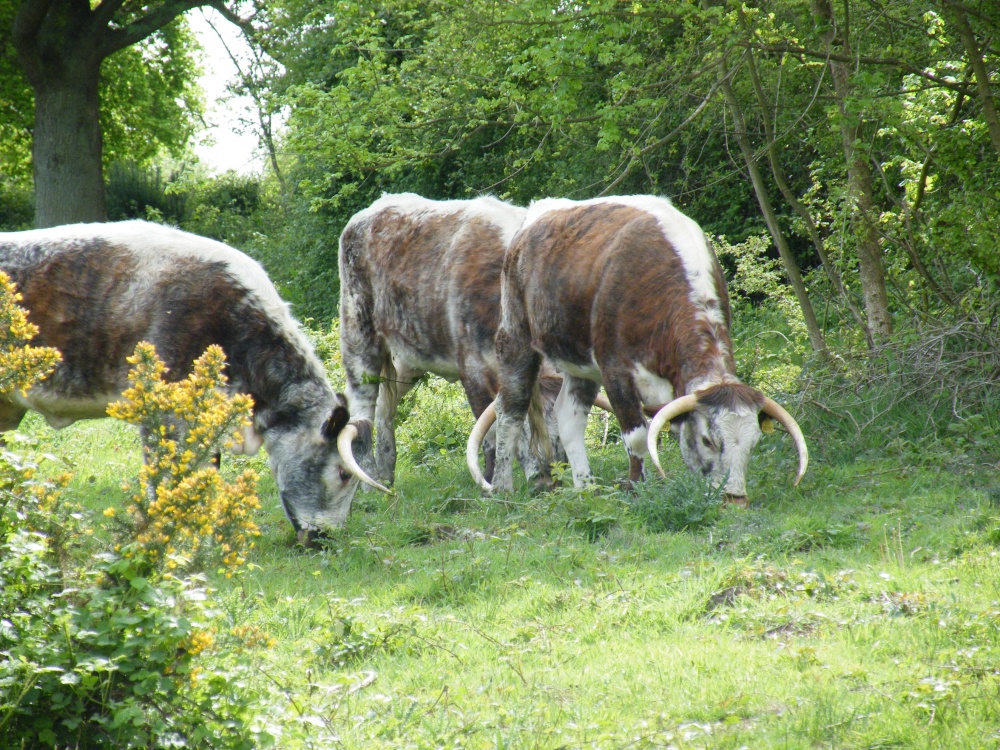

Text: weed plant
xmin=627 ymin=469 xmax=725 ymax=533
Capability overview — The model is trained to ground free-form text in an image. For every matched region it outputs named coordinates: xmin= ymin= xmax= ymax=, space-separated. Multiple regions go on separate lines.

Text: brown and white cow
xmin=0 ymin=220 xmax=385 ymax=544
xmin=468 ymin=196 xmax=808 ymax=504
xmin=339 ymin=193 xmax=564 ymax=487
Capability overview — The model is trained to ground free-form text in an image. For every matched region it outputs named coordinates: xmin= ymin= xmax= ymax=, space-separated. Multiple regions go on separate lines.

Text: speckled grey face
xmin=265 ymin=407 xmax=373 ymax=544
xmin=678 ymin=407 xmax=762 ymax=498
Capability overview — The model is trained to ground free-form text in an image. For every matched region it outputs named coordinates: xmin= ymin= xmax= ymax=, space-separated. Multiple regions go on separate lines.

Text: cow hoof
xmin=722 ymin=494 xmax=749 ymax=509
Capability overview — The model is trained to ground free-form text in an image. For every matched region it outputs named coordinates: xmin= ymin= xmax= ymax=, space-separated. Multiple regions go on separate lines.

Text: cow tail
xmin=527 ymin=381 xmax=553 ymax=462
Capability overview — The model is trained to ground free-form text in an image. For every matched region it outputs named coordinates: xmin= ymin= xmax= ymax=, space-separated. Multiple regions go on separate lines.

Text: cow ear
xmin=322 ymin=404 xmax=350 ymax=441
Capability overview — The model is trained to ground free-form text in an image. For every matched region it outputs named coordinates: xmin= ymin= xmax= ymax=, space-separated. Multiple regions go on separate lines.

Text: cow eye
xmin=701 ymin=436 xmax=714 ymax=449
xmin=338 ymin=467 xmax=352 ymax=484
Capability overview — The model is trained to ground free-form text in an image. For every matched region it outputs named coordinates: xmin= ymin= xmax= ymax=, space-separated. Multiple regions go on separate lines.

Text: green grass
xmin=13 ymin=400 xmax=1000 ymax=749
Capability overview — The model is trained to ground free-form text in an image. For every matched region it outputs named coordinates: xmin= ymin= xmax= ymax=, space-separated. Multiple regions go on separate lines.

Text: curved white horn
xmin=337 ymin=423 xmax=392 ymax=494
xmin=761 ymin=397 xmax=809 ymax=487
xmin=645 ymin=394 xmax=699 ymax=479
xmin=466 ymin=400 xmax=497 ymax=492
xmin=593 ymin=392 xmax=613 ymax=412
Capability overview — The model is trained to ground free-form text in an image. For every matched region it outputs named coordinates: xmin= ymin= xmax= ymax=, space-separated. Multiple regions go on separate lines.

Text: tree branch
xmin=11 ymin=0 xmax=56 ymax=80
xmin=12 ymin=0 xmax=55 ymax=45
xmin=745 ymin=42 xmax=976 ymax=96
xmin=89 ymin=0 xmax=127 ymax=31
xmin=97 ymin=0 xmax=229 ymax=57
xmin=943 ymin=2 xmax=1000 ymax=157
xmin=598 ymin=71 xmax=725 ymax=196
xmin=206 ymin=1 xmax=256 ymax=34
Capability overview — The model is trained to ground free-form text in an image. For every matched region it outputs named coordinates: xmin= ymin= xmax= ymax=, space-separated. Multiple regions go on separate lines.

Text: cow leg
xmin=492 ymin=344 xmax=541 ymax=494
xmin=554 ymin=375 xmax=600 ymax=487
xmin=340 ymin=294 xmax=385 ymax=476
xmin=373 ymin=365 xmax=419 ymax=486
xmin=602 ymin=372 xmax=648 ymax=486
xmin=342 ymin=346 xmax=381 ymax=426
xmin=459 ymin=369 xmax=499 ymax=483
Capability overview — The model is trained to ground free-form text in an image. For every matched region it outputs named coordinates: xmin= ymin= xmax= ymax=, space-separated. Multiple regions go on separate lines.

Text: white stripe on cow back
xmin=523 ymin=196 xmax=723 ymax=326
xmin=349 ymin=193 xmax=526 ymax=246
xmin=103 ymin=221 xmax=325 ymax=382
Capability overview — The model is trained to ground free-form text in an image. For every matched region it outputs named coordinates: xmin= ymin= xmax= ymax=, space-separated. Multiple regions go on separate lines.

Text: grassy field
xmin=14 ymin=376 xmax=1000 ymax=749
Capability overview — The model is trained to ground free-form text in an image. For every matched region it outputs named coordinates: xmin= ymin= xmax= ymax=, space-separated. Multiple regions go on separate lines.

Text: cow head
xmin=647 ymin=383 xmax=808 ymax=505
xmin=265 ymin=400 xmax=389 ymax=546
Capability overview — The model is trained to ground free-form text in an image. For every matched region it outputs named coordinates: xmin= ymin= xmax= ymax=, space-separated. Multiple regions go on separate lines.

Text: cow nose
xmin=723 ymin=493 xmax=748 ymax=509
xmin=297 ymin=527 xmax=323 ymax=548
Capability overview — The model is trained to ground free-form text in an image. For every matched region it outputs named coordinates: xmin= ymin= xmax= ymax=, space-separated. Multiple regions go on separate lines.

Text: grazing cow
xmin=339 ymin=193 xmax=565 ymax=487
xmin=468 ymin=196 xmax=807 ymax=504
xmin=0 ymin=220 xmax=386 ymax=544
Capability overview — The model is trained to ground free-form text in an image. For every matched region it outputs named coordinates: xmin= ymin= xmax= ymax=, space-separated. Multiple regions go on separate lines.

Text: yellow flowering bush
xmin=230 ymin=623 xmax=278 ymax=651
xmin=0 ymin=292 xmax=271 ymax=747
xmin=0 ymin=271 xmax=61 ymax=397
xmin=107 ymin=342 xmax=261 ymax=573
xmin=0 ymin=272 xmax=70 ymax=551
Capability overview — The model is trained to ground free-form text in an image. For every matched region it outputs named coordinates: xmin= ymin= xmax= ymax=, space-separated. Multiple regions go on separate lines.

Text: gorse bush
xmin=107 ymin=342 xmax=261 ymax=574
xmin=0 ymin=282 xmax=272 ymax=747
xmin=0 ymin=271 xmax=61 ymax=395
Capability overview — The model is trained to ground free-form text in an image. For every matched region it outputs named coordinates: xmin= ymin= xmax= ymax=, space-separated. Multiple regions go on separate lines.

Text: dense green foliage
xmin=130 ymin=0 xmax=991 ymax=329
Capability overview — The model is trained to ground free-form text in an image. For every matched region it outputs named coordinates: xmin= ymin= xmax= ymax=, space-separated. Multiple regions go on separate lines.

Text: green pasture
xmin=11 ymin=372 xmax=1000 ymax=749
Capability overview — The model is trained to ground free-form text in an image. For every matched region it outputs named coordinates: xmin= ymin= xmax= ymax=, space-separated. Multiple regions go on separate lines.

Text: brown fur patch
xmin=8 ymin=241 xmax=146 ymax=397
xmin=694 ymin=382 xmax=765 ymax=412
xmin=507 ymin=202 xmax=736 ymax=394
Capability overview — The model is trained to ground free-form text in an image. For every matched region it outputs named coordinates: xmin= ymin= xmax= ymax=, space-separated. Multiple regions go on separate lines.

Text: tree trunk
xmin=811 ymin=0 xmax=893 ymax=340
xmin=736 ymin=7 xmax=873 ymax=346
xmin=946 ymin=2 xmax=1000 ymax=159
xmin=12 ymin=0 xmax=230 ymax=228
xmin=719 ymin=66 xmax=827 ymax=354
xmin=32 ymin=63 xmax=107 ymax=227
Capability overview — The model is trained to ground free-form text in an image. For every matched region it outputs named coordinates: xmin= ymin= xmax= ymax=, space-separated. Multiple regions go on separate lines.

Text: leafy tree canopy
xmin=0 ymin=1 xmax=203 ymax=187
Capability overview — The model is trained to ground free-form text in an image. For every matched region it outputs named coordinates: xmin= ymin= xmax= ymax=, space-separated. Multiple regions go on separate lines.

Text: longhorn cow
xmin=339 ymin=193 xmax=564 ymax=487
xmin=468 ymin=196 xmax=808 ymax=504
xmin=0 ymin=220 xmax=385 ymax=545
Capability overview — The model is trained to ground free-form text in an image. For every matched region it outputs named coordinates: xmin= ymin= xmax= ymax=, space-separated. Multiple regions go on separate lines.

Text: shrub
xmin=106 ymin=342 xmax=261 ymax=575
xmin=106 ymin=160 xmax=187 ymax=224
xmin=0 ymin=283 xmax=272 ymax=747
xmin=798 ymin=314 xmax=1000 ymax=465
xmin=626 ymin=469 xmax=725 ymax=533
xmin=0 ymin=180 xmax=32 ymax=231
